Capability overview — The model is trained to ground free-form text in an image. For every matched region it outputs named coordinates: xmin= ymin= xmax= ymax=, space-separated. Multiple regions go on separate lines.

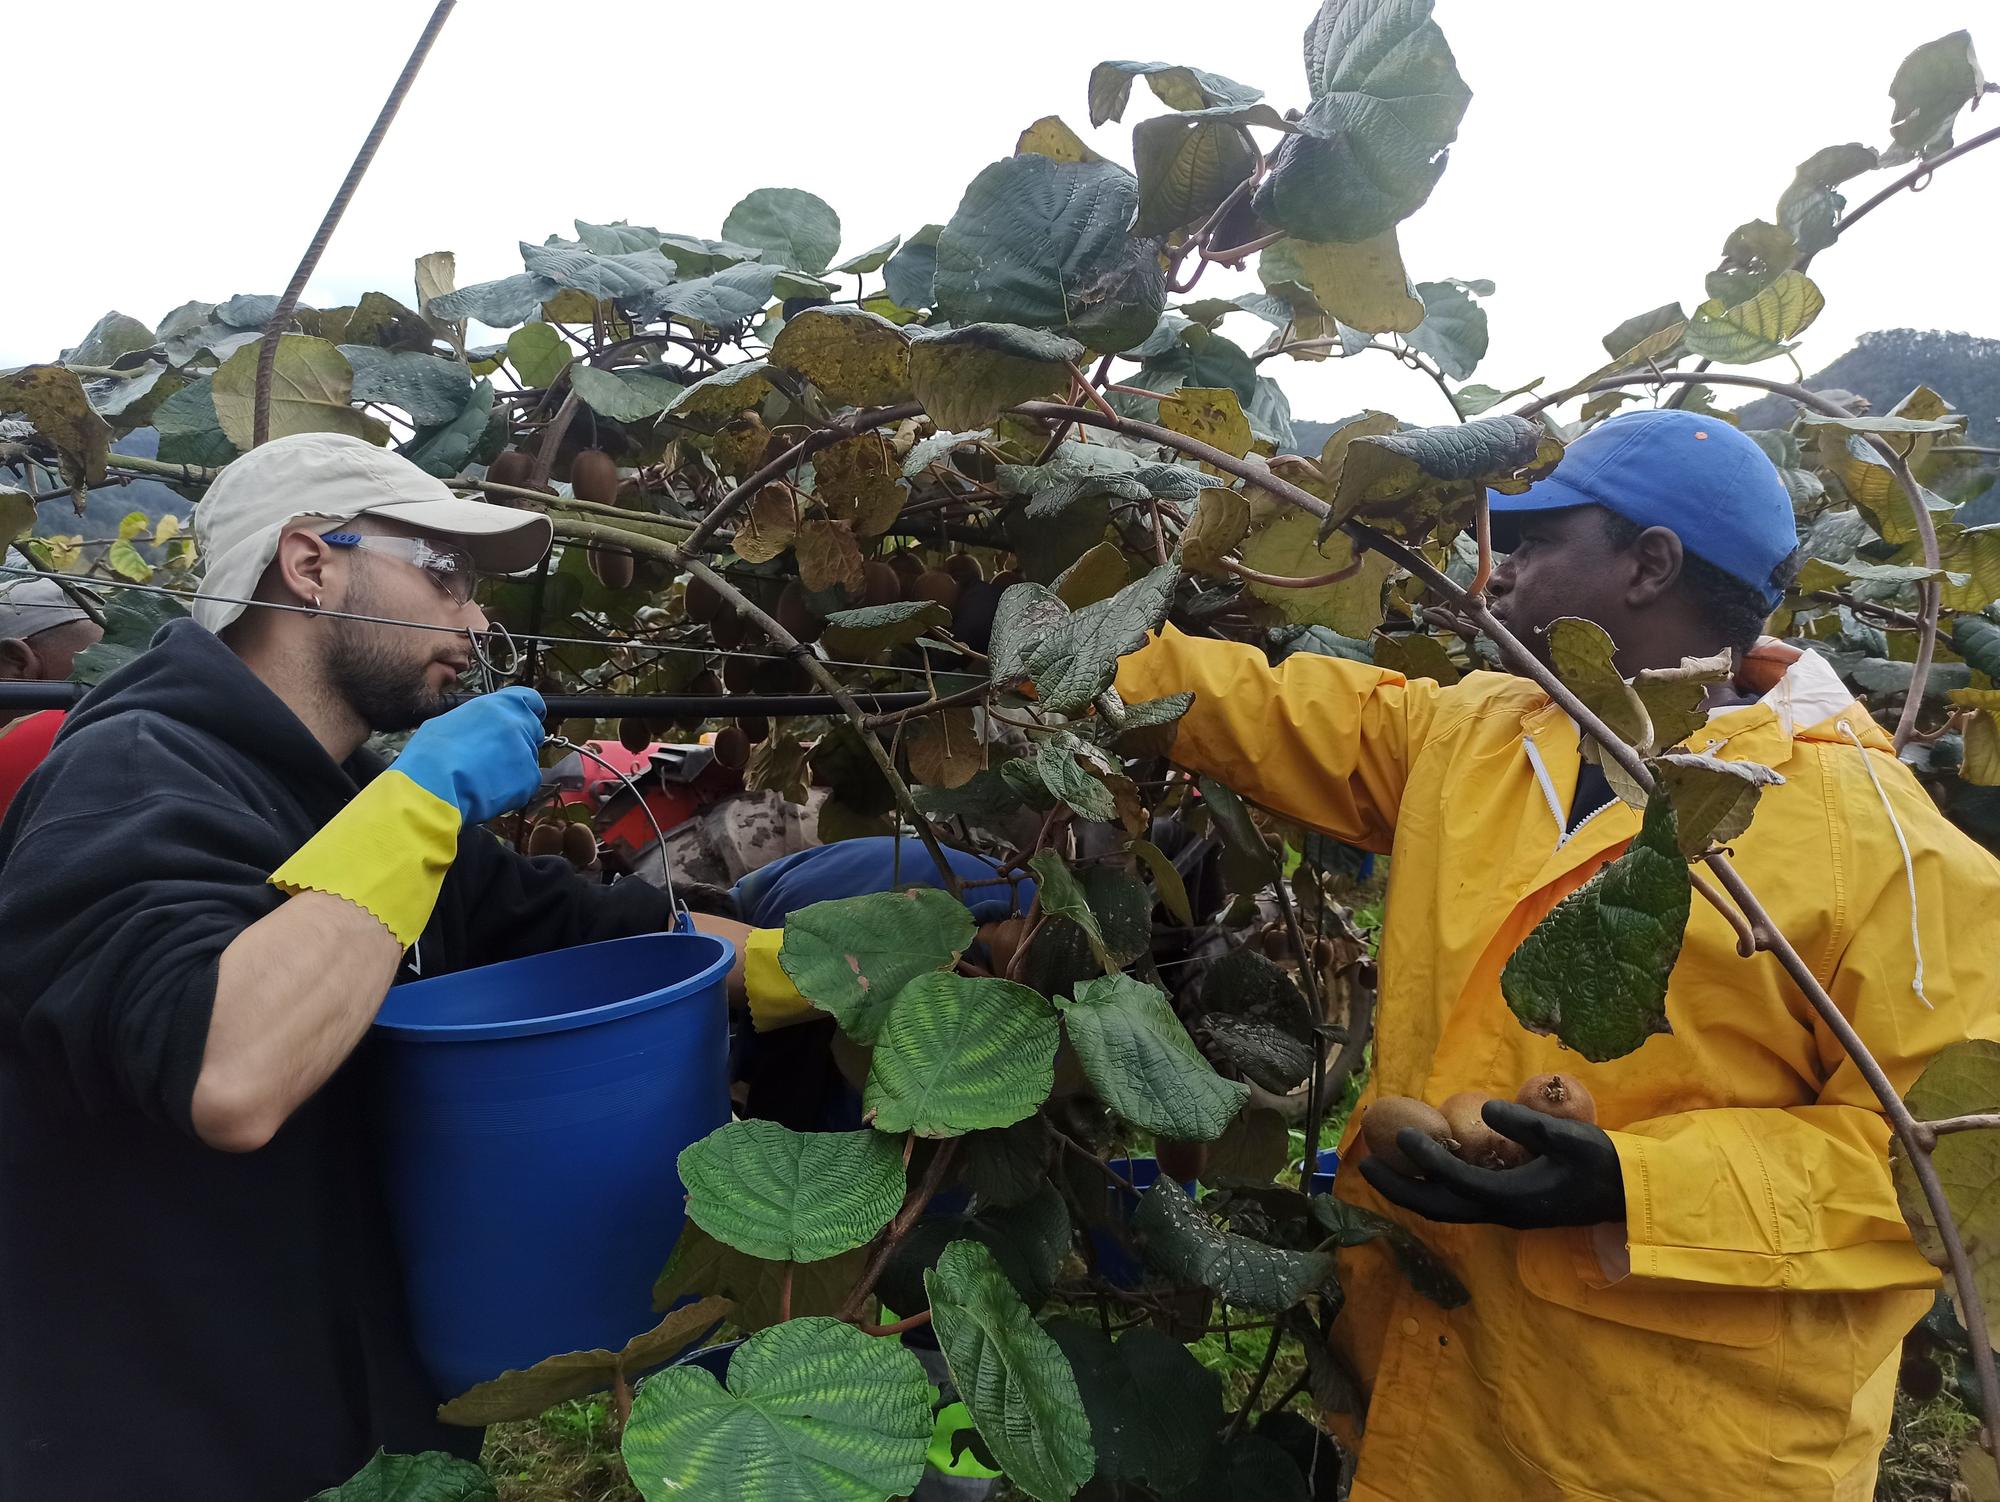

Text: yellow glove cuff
xmin=744 ymin=926 xmax=820 ymax=1033
xmin=269 ymin=770 xmax=463 ymax=947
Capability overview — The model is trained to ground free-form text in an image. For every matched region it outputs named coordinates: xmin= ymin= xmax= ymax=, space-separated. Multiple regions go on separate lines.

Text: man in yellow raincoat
xmin=1116 ymin=408 xmax=2000 ymax=1501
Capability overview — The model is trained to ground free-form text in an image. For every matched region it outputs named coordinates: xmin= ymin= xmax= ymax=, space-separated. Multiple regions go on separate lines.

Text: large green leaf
xmin=1405 ymin=278 xmax=1488 ymax=381
xmin=821 ymin=600 xmax=949 ymax=661
xmin=211 ymin=336 xmax=377 ymax=449
xmin=426 ymin=273 xmax=555 ymax=328
xmin=622 ymin=1317 xmax=932 ymax=1502
xmin=667 ymin=359 xmax=778 ymax=427
xmin=653 ymin=1221 xmax=863 ymax=1332
xmin=991 ymin=581 xmax=1073 ymax=685
xmin=935 ymin=155 xmax=1166 ymax=356
xmin=1683 ymin=270 xmax=1825 ymax=364
xmin=436 ymin=1296 xmax=730 ymax=1425
xmin=336 ymin=345 xmax=471 ymax=426
xmin=882 ymin=225 xmax=943 ymax=310
xmin=1652 ymin=751 xmax=1784 ymax=858
xmin=925 ymin=1242 xmax=1096 ymax=1502
xmin=1501 ymin=791 xmax=1690 ymax=1062
xmin=520 ymin=238 xmax=680 ymax=316
xmin=569 ymin=363 xmax=683 ymax=423
xmin=400 ymin=378 xmax=494 ymax=478
xmin=657 ymin=233 xmax=768 ymax=276
xmin=64 ymin=310 xmax=155 ymax=366
xmin=1022 ymin=562 xmax=1178 ymax=714
xmin=878 ymin=1180 xmax=1072 ymax=1315
xmin=864 ymin=973 xmax=1058 ymax=1137
xmin=1088 ymin=58 xmax=1265 ymax=125
xmin=770 ymin=306 xmax=912 ymax=407
xmin=1132 ymin=1179 xmax=1333 ymax=1312
xmin=1238 ymin=511 xmax=1392 ymax=636
xmin=721 ymin=188 xmax=843 ymax=276
xmin=1259 ymin=234 xmax=1422 ymax=335
xmin=573 ymin=219 xmax=667 ymax=254
xmin=677 ymin=1121 xmax=904 ymax=1263
xmin=908 ymin=323 xmax=1081 ymax=432
xmin=1132 ymin=113 xmax=1258 ymax=239
xmin=1058 ymin=974 xmax=1250 ymax=1141
xmin=310 ymin=1450 xmax=496 ymax=1502
xmin=777 ymin=888 xmax=975 ymax=1044
xmin=1324 ymin=410 xmax=1552 ymax=542
xmin=1251 ymin=0 xmax=1471 ymax=243
xmin=1046 ymin=1321 xmax=1222 ymax=1488
xmin=1887 ymin=31 xmax=1986 ymax=162
xmin=1893 ymin=1041 xmax=2000 ymax=1348
xmin=1953 ymin=615 xmax=2000 ymax=679
xmin=656 ymin=265 xmax=786 ymax=331
xmin=0 ymin=363 xmax=113 ymax=488
xmin=1776 ymin=143 xmax=1880 ymax=258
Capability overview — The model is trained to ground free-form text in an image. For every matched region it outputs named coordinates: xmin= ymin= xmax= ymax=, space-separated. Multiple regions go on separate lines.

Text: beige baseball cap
xmin=192 ymin=432 xmax=553 ymax=632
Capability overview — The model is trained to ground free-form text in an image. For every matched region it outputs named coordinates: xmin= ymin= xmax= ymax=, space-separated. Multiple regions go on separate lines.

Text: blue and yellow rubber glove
xmin=270 ymin=687 xmax=548 ymax=944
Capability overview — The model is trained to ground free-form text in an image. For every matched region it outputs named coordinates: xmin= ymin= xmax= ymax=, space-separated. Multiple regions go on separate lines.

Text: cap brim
xmin=1484 ymin=472 xmax=1598 ymax=551
xmin=359 ymin=496 xmax=554 ymax=576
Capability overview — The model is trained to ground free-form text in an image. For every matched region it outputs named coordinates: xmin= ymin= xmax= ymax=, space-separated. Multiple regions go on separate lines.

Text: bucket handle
xmin=544 ymin=733 xmax=689 ymax=932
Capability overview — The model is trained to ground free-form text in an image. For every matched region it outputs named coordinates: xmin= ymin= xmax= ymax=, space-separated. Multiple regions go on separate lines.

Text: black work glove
xmin=1357 ymin=1100 xmax=1625 ymax=1230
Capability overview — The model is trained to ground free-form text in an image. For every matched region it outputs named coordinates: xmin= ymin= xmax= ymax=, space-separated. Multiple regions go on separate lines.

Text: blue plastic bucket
xmin=1089 ymin=1156 xmax=1193 ymax=1288
xmin=369 ymin=930 xmax=732 ymax=1399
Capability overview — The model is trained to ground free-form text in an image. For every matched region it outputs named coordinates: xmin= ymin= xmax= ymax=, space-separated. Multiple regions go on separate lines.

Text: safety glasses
xmin=319 ymin=532 xmax=479 ymax=607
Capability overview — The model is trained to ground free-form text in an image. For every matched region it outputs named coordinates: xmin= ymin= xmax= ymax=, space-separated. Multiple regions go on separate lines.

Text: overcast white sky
xmin=11 ymin=1 xmax=1996 ymax=424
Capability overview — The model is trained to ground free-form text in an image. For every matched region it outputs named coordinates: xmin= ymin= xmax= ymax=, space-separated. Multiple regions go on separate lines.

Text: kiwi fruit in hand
xmin=561 ymin=821 xmax=598 ymax=870
xmin=1440 ymin=1092 xmax=1530 ymax=1170
xmin=1515 ymin=1073 xmax=1597 ymax=1124
xmin=526 ymin=820 xmax=565 ymax=858
xmin=1359 ymin=1096 xmax=1456 ymax=1175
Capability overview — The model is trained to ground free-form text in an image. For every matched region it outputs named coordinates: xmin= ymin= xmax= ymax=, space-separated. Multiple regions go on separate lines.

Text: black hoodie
xmin=0 ymin=620 xmax=673 ymax=1500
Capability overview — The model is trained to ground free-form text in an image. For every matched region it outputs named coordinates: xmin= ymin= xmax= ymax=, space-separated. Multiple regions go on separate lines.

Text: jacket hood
xmin=61 ymin=618 xmax=362 ymax=806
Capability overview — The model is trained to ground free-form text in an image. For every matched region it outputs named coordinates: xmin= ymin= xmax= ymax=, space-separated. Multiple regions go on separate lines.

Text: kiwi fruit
xmin=713 ymin=725 xmax=751 ymax=770
xmin=711 ymin=610 xmax=750 ymax=653
xmin=1154 ymin=1136 xmax=1209 ymax=1184
xmin=739 ymin=715 xmax=770 ymax=743
xmin=1359 ymin=1096 xmax=1455 ymax=1176
xmin=991 ymin=569 xmax=1025 ymax=590
xmin=1516 ymin=1073 xmax=1597 ymax=1124
xmin=943 ymin=552 xmax=985 ymax=586
xmin=776 ymin=581 xmax=819 ymax=643
xmin=485 ymin=449 xmax=540 ymax=499
xmin=722 ymin=651 xmax=759 ymax=693
xmin=618 ymin=717 xmax=652 ymax=754
xmin=888 ymin=551 xmax=926 ymax=584
xmin=688 ymin=670 xmax=725 ymax=698
xmin=571 ymin=449 xmax=621 ymax=506
xmin=862 ymin=560 xmax=901 ymax=608
xmin=684 ymin=573 xmax=724 ymax=624
xmin=1441 ymin=1091 xmax=1530 ymax=1171
xmin=910 ymin=569 xmax=961 ymax=610
xmin=588 ymin=545 xmax=635 ymax=590
xmin=526 ymin=821 xmax=565 ymax=858
xmin=561 ymin=821 xmax=598 ymax=869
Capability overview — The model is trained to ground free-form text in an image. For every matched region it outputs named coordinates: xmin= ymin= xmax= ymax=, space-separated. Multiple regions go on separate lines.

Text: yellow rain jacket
xmin=1117 ymin=627 xmax=2000 ymax=1502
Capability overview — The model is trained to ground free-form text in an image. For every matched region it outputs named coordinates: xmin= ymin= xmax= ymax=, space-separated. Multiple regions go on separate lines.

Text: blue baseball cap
xmin=1487 ymin=408 xmax=1799 ymax=610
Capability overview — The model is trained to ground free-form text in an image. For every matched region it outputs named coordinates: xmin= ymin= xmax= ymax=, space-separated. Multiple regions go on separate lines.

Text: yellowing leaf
xmin=1260 ymin=233 xmax=1423 ymax=335
xmin=105 ymin=538 xmax=153 ymax=582
xmin=1181 ymin=487 xmax=1250 ymax=575
xmin=0 ymin=364 xmax=112 ymax=489
xmin=211 ymin=335 xmax=378 ymax=449
xmin=813 ymin=432 xmax=907 ymax=536
xmin=907 ymin=709 xmax=983 ymax=788
xmin=730 ymin=484 xmax=798 ymax=565
xmin=1158 ymin=386 xmax=1252 ymax=464
xmin=1546 ymin=616 xmax=1652 ymax=753
xmin=1053 ymin=541 xmax=1130 ymax=609
xmin=1684 ymin=270 xmax=1824 ymax=364
xmin=1950 ymin=689 xmax=2000 ymax=786
xmin=117 ymin=510 xmax=149 ymax=542
xmin=1015 ymin=114 xmax=1104 ymax=164
xmin=769 ymin=305 xmax=913 ymax=408
xmin=795 ymin=517 xmax=865 ymax=595
xmin=1238 ymin=511 xmax=1392 ymax=637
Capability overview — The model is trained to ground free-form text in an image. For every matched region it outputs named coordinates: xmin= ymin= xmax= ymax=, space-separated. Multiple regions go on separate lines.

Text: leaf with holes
xmin=1502 ymin=792 xmax=1689 ymax=1062
xmin=1684 ymin=271 xmax=1824 ymax=364
xmin=436 ymin=1297 xmax=730 ymax=1426
xmin=310 ymin=1450 xmax=497 ymax=1502
xmin=1059 ymin=974 xmax=1250 ymax=1141
xmin=925 ymin=1242 xmax=1096 ymax=1502
xmin=731 ymin=485 xmax=799 ymax=565
xmin=934 ymin=155 xmax=1165 ymax=356
xmin=907 ymin=709 xmax=983 ymax=789
xmin=865 ymin=973 xmax=1058 ymax=1137
xmin=1 ymin=364 xmax=114 ymax=489
xmin=677 ymin=1121 xmax=904 ymax=1263
xmin=1158 ymin=388 xmax=1253 ymax=463
xmin=1047 ymin=1321 xmax=1222 ymax=1488
xmin=1017 ymin=115 xmax=1105 ymax=164
xmin=770 ymin=306 xmax=912 ymax=407
xmin=1133 ymin=1178 xmax=1333 ymax=1312
xmin=1652 ymin=752 xmax=1783 ymax=857
xmin=795 ymin=518 xmax=866 ymax=596
xmin=1892 ymin=1040 xmax=2000 ymax=1346
xmin=622 ymin=1317 xmax=932 ymax=1502
xmin=778 ymin=888 xmax=975 ymax=1044
xmin=1024 ymin=562 xmax=1178 ymax=714
xmin=907 ymin=322 xmax=1082 ymax=432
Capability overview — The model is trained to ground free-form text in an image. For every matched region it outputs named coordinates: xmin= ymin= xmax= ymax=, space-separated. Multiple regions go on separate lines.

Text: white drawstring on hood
xmin=1838 ymin=718 xmax=1933 ymax=1009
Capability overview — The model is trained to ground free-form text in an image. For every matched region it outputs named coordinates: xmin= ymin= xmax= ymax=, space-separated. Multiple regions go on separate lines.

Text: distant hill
xmin=1729 ymin=329 xmax=2000 ymax=444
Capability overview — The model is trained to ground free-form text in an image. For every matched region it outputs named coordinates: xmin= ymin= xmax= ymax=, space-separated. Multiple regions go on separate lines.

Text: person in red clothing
xmin=0 ymin=575 xmax=104 ymax=813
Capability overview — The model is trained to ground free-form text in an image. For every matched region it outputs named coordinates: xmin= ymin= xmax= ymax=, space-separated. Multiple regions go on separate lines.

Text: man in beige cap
xmin=0 ymin=573 xmax=104 ymax=813
xmin=0 ymin=434 xmax=687 ymax=1501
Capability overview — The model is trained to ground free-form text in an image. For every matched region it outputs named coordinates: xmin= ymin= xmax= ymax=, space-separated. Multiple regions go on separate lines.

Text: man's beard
xmin=322 ymin=586 xmax=455 ymax=733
